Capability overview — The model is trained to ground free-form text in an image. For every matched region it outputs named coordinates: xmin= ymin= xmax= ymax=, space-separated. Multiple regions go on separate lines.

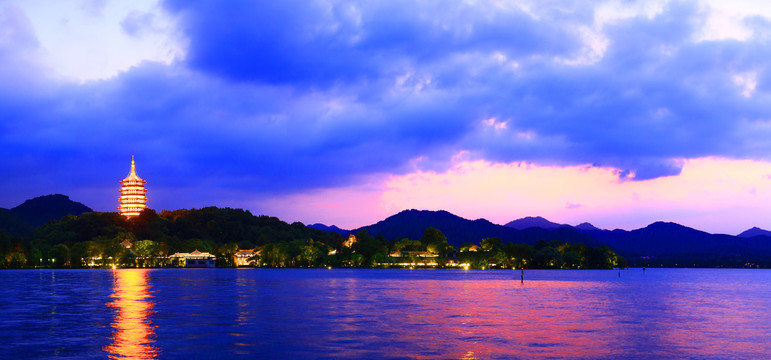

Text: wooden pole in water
xmin=521 ymin=267 xmax=524 ymax=283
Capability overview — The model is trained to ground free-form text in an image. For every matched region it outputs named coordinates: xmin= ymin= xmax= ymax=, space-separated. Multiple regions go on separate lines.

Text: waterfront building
xmin=118 ymin=156 xmax=148 ymax=217
xmin=464 ymin=245 xmax=480 ymax=252
xmin=387 ymin=251 xmax=439 ymax=267
xmin=343 ymin=234 xmax=357 ymax=248
xmin=170 ymin=250 xmax=216 ymax=268
xmin=234 ymin=249 xmax=259 ymax=267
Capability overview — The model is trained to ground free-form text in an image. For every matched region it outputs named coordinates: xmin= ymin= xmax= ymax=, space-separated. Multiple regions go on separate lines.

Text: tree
xmin=184 ymin=238 xmax=213 ymax=253
xmin=349 ymin=253 xmax=365 ymax=267
xmin=5 ymin=250 xmax=26 ymax=268
xmin=101 ymin=235 xmax=128 ymax=267
xmin=563 ymin=251 xmax=581 ymax=269
xmin=237 ymin=240 xmax=256 ymax=250
xmin=393 ymin=238 xmax=422 ymax=252
xmin=216 ymin=243 xmax=239 ymax=267
xmin=459 ymin=242 xmax=475 ymax=252
xmin=421 ymin=227 xmax=447 ymax=246
xmin=129 ymin=209 xmax=168 ymax=240
xmin=120 ymin=250 xmax=136 ymax=267
xmin=426 ymin=241 xmax=448 ymax=255
xmin=352 ymin=232 xmax=387 ymax=262
xmin=50 ymin=243 xmax=69 ymax=268
xmin=298 ymin=242 xmax=322 ymax=267
xmin=585 ymin=246 xmax=614 ymax=269
xmin=481 ymin=237 xmax=502 ymax=252
xmin=370 ymin=252 xmax=385 ymax=266
xmin=488 ymin=251 xmax=507 ymax=268
xmin=261 ymin=243 xmax=289 ymax=267
xmin=617 ymin=254 xmax=628 ymax=268
xmin=534 ymin=247 xmax=562 ymax=269
xmin=70 ymin=241 xmax=91 ymax=268
xmin=134 ymin=240 xmax=164 ymax=267
xmin=29 ymin=247 xmax=42 ymax=267
xmin=508 ymin=243 xmax=534 ymax=268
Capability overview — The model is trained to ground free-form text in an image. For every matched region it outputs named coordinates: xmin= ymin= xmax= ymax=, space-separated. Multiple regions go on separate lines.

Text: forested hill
xmin=29 ymin=207 xmax=344 ymax=255
xmin=2 ymin=206 xmax=626 ymax=270
xmin=0 ymin=209 xmax=34 ymax=238
xmin=356 ymin=209 xmax=603 ymax=248
xmin=0 ymin=194 xmax=92 ymax=236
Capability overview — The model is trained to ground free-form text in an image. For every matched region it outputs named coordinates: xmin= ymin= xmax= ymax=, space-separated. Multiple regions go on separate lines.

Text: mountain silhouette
xmin=737 ymin=227 xmax=771 ymax=238
xmin=575 ymin=221 xmax=771 ymax=257
xmin=308 ymin=223 xmax=350 ymax=236
xmin=355 ymin=209 xmax=603 ymax=247
xmin=504 ymin=216 xmax=564 ymax=230
xmin=3 ymin=194 xmax=93 ymax=233
xmin=574 ymin=222 xmax=600 ymax=231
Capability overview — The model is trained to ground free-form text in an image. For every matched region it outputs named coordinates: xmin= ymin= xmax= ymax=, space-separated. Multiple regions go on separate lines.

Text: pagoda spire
xmin=118 ymin=156 xmax=148 ymax=217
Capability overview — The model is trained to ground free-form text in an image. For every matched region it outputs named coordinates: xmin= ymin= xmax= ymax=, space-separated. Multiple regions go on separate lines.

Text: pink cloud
xmin=250 ymin=157 xmax=771 ymax=235
xmin=252 ymin=176 xmax=391 ymax=229
xmin=381 ymin=157 xmax=771 ymax=234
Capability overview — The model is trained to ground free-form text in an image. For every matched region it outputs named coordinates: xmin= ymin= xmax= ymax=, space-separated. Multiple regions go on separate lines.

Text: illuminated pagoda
xmin=118 ymin=155 xmax=148 ymax=217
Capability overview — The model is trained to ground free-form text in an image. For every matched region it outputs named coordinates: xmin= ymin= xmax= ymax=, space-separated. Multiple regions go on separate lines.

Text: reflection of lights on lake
xmin=104 ymin=269 xmax=158 ymax=360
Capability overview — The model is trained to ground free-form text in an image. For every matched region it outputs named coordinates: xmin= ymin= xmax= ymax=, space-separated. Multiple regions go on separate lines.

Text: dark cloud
xmin=457 ymin=1 xmax=771 ymax=178
xmin=163 ymin=0 xmax=582 ymax=86
xmin=3 ymin=1 xmax=771 ymax=212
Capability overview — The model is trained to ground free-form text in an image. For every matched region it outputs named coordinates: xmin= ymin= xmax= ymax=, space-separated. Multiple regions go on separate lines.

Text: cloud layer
xmin=2 ymin=0 xmax=771 ymax=232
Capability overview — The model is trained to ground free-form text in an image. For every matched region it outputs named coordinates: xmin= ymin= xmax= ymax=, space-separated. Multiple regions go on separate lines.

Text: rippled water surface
xmin=1 ymin=268 xmax=770 ymax=359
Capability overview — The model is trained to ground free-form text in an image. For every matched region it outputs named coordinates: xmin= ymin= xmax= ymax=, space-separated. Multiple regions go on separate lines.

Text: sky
xmin=2 ymin=0 xmax=771 ymax=234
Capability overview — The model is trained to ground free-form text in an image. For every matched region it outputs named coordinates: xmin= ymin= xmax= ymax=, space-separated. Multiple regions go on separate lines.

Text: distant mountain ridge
xmin=573 ymin=221 xmax=771 ymax=258
xmin=738 ymin=227 xmax=771 ymax=238
xmin=574 ymin=222 xmax=600 ymax=231
xmin=308 ymin=223 xmax=350 ymax=236
xmin=504 ymin=216 xmax=564 ymax=230
xmin=350 ymin=212 xmax=771 ymax=261
xmin=353 ymin=209 xmax=604 ymax=248
xmin=0 ymin=194 xmax=92 ymax=236
xmin=504 ymin=216 xmax=602 ymax=231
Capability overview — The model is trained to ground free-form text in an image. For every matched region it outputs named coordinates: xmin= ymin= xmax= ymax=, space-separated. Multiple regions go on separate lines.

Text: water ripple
xmin=1 ymin=268 xmax=770 ymax=359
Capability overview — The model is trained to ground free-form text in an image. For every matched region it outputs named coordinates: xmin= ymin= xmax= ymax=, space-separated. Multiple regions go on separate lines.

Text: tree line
xmin=0 ymin=207 xmax=625 ymax=269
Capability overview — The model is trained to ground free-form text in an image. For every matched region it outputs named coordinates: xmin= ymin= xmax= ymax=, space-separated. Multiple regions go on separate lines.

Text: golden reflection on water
xmin=104 ymin=269 xmax=158 ymax=360
xmin=232 ymin=269 xmax=258 ymax=353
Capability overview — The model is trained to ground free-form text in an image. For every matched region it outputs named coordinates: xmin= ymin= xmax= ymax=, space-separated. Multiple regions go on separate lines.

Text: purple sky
xmin=2 ymin=0 xmax=771 ymax=234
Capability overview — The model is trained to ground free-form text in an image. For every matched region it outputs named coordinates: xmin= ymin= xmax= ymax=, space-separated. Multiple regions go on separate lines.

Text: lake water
xmin=1 ymin=268 xmax=770 ymax=359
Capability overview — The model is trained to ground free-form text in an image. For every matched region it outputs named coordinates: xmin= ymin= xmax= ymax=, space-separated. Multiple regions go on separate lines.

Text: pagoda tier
xmin=118 ymin=156 xmax=148 ymax=217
